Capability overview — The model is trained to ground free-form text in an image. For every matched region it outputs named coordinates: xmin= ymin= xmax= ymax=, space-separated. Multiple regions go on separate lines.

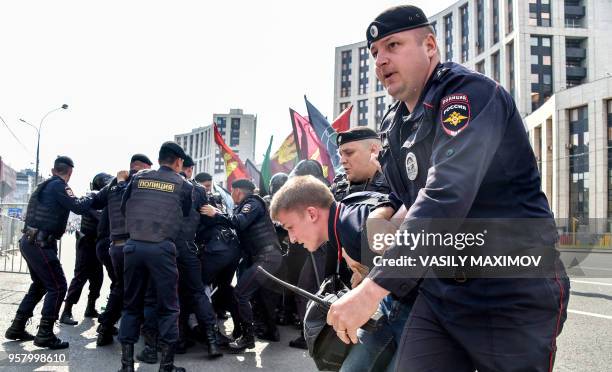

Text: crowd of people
xmin=4 ymin=5 xmax=570 ymax=372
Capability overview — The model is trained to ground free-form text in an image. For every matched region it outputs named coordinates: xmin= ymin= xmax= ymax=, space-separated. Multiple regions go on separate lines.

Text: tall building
xmin=334 ymin=0 xmax=612 ymax=231
xmin=174 ymin=125 xmax=215 ymax=177
xmin=174 ymin=108 xmax=257 ymax=187
xmin=334 ymin=0 xmax=611 ymax=125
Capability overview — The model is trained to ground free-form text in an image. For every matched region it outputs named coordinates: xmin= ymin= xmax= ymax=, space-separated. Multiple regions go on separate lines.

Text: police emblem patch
xmin=137 ymin=179 xmax=175 ymax=193
xmin=440 ymin=93 xmax=471 ymax=137
xmin=370 ymin=25 xmax=378 ymax=38
xmin=65 ymin=187 xmax=75 ymax=197
xmin=405 ymin=152 xmax=418 ymax=181
xmin=241 ymin=204 xmax=252 ymax=213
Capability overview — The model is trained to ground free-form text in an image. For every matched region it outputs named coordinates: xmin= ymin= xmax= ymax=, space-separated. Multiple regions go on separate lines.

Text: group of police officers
xmin=4 ymin=5 xmax=570 ymax=372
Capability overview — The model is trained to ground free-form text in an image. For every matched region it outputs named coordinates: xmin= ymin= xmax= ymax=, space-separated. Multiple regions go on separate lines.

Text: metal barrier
xmin=0 ymin=214 xmax=28 ymax=273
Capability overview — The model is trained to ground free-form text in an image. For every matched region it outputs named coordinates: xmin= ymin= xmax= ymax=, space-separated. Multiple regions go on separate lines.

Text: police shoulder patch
xmin=241 ymin=203 xmax=252 ymax=213
xmin=440 ymin=93 xmax=471 ymax=137
xmin=65 ymin=187 xmax=75 ymax=197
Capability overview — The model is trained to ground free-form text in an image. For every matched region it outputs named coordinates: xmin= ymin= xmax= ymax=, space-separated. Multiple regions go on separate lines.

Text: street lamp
xmin=20 ymin=104 xmax=69 ymax=184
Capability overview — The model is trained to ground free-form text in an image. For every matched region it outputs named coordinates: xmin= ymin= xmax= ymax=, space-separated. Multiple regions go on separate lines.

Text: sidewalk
xmin=0 ymin=235 xmax=317 ymax=371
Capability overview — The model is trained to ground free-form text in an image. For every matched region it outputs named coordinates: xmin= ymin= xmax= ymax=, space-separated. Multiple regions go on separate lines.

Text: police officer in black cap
xmin=95 ymin=153 xmax=152 ymax=346
xmin=60 ymin=172 xmax=113 ymax=325
xmin=332 ymin=127 xmax=390 ymax=201
xmin=5 ymin=156 xmax=103 ymax=349
xmin=117 ymin=142 xmax=192 ymax=372
xmin=327 ymin=5 xmax=570 ymax=372
xmin=201 ymin=178 xmax=283 ymax=353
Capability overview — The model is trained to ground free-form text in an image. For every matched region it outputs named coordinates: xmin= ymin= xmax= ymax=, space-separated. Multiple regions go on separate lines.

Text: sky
xmin=0 ymin=0 xmax=455 ymax=194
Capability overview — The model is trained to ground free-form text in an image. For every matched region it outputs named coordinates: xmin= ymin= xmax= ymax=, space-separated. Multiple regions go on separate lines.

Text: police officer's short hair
xmin=270 ymin=175 xmax=334 ymax=220
xmin=232 ymin=179 xmax=256 ymax=194
xmin=53 ymin=156 xmax=74 ymax=176
xmin=195 ymin=172 xmax=212 ymax=183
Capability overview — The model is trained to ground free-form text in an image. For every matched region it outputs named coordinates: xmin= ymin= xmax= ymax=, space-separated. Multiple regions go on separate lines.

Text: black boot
xmin=118 ymin=343 xmax=134 ymax=372
xmin=256 ymin=322 xmax=280 ymax=342
xmin=289 ymin=331 xmax=307 ymax=350
xmin=136 ymin=331 xmax=158 ymax=364
xmin=59 ymin=303 xmax=77 ymax=326
xmin=96 ymin=323 xmax=114 ymax=346
xmin=5 ymin=313 xmax=35 ymax=341
xmin=205 ymin=325 xmax=223 ymax=359
xmin=84 ymin=298 xmax=99 ymax=318
xmin=158 ymin=343 xmax=186 ymax=372
xmin=33 ymin=318 xmax=69 ymax=349
xmin=215 ymin=328 xmax=232 ymax=347
xmin=228 ymin=323 xmax=255 ymax=353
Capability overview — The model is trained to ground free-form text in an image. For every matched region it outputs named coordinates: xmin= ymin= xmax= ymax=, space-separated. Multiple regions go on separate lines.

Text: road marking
xmin=577 ymin=266 xmax=612 ymax=272
xmin=568 ymin=309 xmax=612 ymax=320
xmin=570 ymin=279 xmax=612 ymax=287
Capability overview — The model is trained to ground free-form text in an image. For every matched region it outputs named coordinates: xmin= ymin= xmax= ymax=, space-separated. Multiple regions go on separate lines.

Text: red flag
xmin=290 ymin=108 xmax=335 ymax=182
xmin=331 ymin=104 xmax=352 ymax=133
xmin=269 ymin=133 xmax=297 ymax=175
xmin=213 ymin=124 xmax=249 ymax=189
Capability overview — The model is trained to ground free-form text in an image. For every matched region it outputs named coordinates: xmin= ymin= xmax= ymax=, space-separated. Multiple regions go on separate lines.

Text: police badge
xmin=405 ymin=152 xmax=418 ymax=181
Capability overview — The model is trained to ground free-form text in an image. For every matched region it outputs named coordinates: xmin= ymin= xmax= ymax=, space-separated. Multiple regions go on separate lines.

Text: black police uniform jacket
xmin=25 ymin=175 xmax=98 ymax=239
xmin=331 ymin=170 xmax=390 ymax=202
xmin=215 ymin=194 xmax=279 ymax=258
xmin=121 ymin=166 xmax=192 ymax=243
xmin=368 ymin=62 xmax=567 ymax=314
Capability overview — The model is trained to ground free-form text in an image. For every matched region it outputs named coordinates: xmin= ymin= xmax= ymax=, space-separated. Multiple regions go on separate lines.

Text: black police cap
xmin=159 ymin=141 xmax=187 ymax=160
xmin=54 ymin=156 xmax=74 ymax=168
xmin=366 ymin=5 xmax=431 ymax=48
xmin=336 ymin=127 xmax=379 ymax=146
xmin=232 ymin=178 xmax=256 ymax=192
xmin=130 ymin=153 xmax=152 ymax=166
xmin=195 ymin=172 xmax=212 ymax=183
xmin=183 ymin=155 xmax=194 ymax=168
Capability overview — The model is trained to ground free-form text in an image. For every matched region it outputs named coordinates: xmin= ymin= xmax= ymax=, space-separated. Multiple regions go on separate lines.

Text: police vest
xmin=107 ymin=179 xmax=129 ymax=240
xmin=80 ymin=210 xmax=99 ymax=237
xmin=25 ymin=177 xmax=71 ymax=238
xmin=177 ymin=180 xmax=202 ymax=243
xmin=332 ymin=171 xmax=390 ymax=202
xmin=125 ymin=169 xmax=183 ymax=243
xmin=237 ymin=195 xmax=279 ymax=257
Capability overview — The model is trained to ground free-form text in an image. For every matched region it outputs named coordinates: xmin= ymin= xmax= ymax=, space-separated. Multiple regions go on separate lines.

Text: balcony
xmin=565 ymin=47 xmax=586 ymax=60
xmin=566 ymin=66 xmax=587 ymax=80
xmin=565 ymin=5 xmax=585 ymax=18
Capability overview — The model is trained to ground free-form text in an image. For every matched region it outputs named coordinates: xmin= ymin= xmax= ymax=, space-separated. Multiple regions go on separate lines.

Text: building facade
xmin=334 ymin=0 xmax=611 ymax=127
xmin=334 ymin=0 xmax=612 ymax=231
xmin=174 ymin=108 xmax=257 ymax=187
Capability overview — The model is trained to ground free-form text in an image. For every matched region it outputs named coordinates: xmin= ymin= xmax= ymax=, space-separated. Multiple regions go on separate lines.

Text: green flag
xmin=261 ymin=136 xmax=274 ymax=194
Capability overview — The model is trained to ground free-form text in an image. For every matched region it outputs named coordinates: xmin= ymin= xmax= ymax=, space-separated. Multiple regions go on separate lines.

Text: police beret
xmin=130 ymin=153 xmax=152 ymax=166
xmin=159 ymin=141 xmax=187 ymax=160
xmin=336 ymin=127 xmax=379 ymax=146
xmin=366 ymin=5 xmax=431 ymax=48
xmin=183 ymin=155 xmax=194 ymax=168
xmin=54 ymin=156 xmax=74 ymax=168
xmin=195 ymin=172 xmax=212 ymax=183
xmin=232 ymin=178 xmax=256 ymax=192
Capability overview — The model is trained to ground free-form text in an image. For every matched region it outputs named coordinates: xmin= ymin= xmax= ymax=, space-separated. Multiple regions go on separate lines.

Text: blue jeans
xmin=340 ymin=295 xmax=412 ymax=372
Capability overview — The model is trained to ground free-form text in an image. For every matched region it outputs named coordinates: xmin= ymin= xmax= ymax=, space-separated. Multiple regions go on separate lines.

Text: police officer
xmin=95 ymin=153 xmax=152 ymax=346
xmin=174 ymin=155 xmax=223 ymax=359
xmin=5 ymin=156 xmax=102 ymax=349
xmin=332 ymin=127 xmax=390 ymax=201
xmin=117 ymin=142 xmax=191 ymax=372
xmin=60 ymin=172 xmax=113 ymax=325
xmin=201 ymin=178 xmax=283 ymax=353
xmin=327 ymin=6 xmax=570 ymax=372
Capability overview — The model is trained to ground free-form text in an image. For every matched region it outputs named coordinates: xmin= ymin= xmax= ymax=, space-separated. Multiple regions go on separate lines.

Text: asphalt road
xmin=0 ymin=236 xmax=611 ymax=371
